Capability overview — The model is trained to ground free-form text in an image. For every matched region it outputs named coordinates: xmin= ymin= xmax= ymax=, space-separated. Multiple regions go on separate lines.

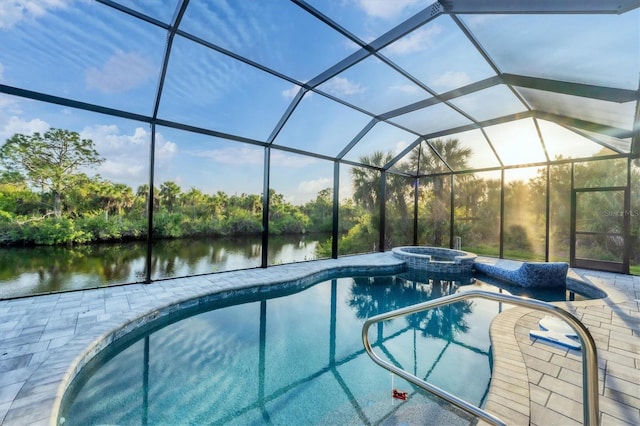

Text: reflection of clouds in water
xmin=64 ymin=276 xmax=494 ymax=424
xmin=66 ymin=303 xmax=261 ymax=425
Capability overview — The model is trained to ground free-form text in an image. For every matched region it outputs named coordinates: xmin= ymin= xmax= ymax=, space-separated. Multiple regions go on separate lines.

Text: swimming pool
xmin=59 ymin=271 xmax=590 ymax=425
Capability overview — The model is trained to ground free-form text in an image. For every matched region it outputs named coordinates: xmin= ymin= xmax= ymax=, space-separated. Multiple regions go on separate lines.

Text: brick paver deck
xmin=482 ymin=260 xmax=640 ymax=425
xmin=0 ymin=254 xmax=638 ymax=425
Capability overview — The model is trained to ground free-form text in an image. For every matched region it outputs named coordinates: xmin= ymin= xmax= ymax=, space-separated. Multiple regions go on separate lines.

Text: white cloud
xmin=78 ymin=125 xmax=176 ymax=183
xmin=98 ymin=160 xmax=145 ymax=179
xmin=0 ymin=116 xmax=50 ymax=141
xmin=156 ymin=137 xmax=177 ymax=162
xmin=187 ymin=145 xmax=264 ymax=165
xmin=322 ymin=77 xmax=366 ymax=96
xmin=281 ymin=85 xmax=301 ymax=99
xmin=393 ymin=139 xmax=409 ymax=154
xmin=390 ymin=84 xmax=420 ymax=94
xmin=343 ymin=38 xmax=364 ymax=51
xmin=0 ymin=66 xmax=22 ymax=115
xmin=86 ymin=51 xmax=156 ymax=93
xmin=186 ymin=145 xmax=317 ymax=169
xmin=356 ymin=0 xmax=420 ymax=19
xmin=81 ymin=125 xmax=145 ymax=154
xmin=0 ymin=95 xmax=24 ymax=125
xmin=465 ymin=15 xmax=503 ymax=29
xmin=431 ymin=71 xmax=472 ymax=91
xmin=385 ymin=25 xmax=443 ymax=55
xmin=0 ymin=0 xmax=69 ymax=29
xmin=271 ymin=151 xmax=317 ymax=168
xmin=298 ymin=177 xmax=331 ymax=194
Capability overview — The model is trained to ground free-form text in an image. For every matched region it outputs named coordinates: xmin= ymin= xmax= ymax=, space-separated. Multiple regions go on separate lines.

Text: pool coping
xmin=0 ymin=253 xmax=638 ymax=425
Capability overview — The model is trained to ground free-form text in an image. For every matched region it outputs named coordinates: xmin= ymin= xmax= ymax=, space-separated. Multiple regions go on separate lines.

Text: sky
xmin=0 ymin=0 xmax=637 ymax=203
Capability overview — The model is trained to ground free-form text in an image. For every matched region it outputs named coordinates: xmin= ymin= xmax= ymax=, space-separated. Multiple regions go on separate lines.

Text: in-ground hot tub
xmin=392 ymin=246 xmax=477 ymax=274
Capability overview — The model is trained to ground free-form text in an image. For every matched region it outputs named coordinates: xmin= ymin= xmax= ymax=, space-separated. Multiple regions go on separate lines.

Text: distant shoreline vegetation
xmin=0 ymin=175 xmax=339 ymax=247
xmin=1 ymin=128 xmax=639 ymax=268
xmin=0 ymin=129 xmax=339 ymax=248
xmin=0 ymin=202 xmax=345 ymax=246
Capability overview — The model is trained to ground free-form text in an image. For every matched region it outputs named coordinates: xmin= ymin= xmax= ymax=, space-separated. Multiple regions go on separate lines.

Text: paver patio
xmin=0 ymin=254 xmax=638 ymax=425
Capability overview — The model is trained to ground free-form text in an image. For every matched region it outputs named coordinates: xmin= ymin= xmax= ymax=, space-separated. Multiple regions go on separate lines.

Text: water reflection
xmin=62 ymin=275 xmax=490 ymax=425
xmin=0 ymin=234 xmax=328 ymax=298
xmin=348 ymin=274 xmax=474 ymax=339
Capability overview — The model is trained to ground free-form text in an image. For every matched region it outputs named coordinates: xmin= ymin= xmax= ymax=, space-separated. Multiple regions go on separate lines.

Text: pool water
xmin=60 ymin=272 xmax=586 ymax=425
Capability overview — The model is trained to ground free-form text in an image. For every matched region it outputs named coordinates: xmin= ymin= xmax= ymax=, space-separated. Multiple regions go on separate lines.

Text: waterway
xmin=0 ymin=234 xmax=329 ymax=299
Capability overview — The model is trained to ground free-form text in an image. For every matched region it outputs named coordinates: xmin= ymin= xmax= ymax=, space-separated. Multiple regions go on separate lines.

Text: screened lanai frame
xmin=0 ymin=0 xmax=639 ymax=289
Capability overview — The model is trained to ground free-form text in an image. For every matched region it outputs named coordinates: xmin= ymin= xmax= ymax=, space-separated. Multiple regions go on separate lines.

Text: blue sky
xmin=0 ymin=0 xmax=637 ymax=203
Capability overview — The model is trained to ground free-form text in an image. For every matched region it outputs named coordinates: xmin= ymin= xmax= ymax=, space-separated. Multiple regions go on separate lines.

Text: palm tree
xmin=352 ymin=151 xmax=411 ymax=220
xmin=210 ymin=191 xmax=228 ymax=217
xmin=352 ymin=151 xmax=389 ymax=210
xmin=180 ymin=187 xmax=205 ymax=219
xmin=93 ymin=179 xmax=120 ymax=220
xmin=351 ymin=151 xmax=414 ymax=248
xmin=112 ymin=183 xmax=134 ymax=216
xmin=159 ymin=181 xmax=181 ymax=213
xmin=135 ymin=184 xmax=150 ymax=215
xmin=244 ymin=194 xmax=262 ymax=216
xmin=409 ymin=138 xmax=471 ymax=246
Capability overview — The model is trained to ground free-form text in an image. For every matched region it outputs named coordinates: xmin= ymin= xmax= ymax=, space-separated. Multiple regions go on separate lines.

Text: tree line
xmin=0 ymin=129 xmax=342 ymax=246
xmin=1 ymin=128 xmax=638 ymax=269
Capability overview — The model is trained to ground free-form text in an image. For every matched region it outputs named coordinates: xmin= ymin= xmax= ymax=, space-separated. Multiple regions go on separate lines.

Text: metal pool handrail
xmin=361 ymin=289 xmax=599 ymax=426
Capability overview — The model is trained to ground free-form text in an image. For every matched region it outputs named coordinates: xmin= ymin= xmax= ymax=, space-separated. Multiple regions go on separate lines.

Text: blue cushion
xmin=474 ymin=261 xmax=568 ymax=288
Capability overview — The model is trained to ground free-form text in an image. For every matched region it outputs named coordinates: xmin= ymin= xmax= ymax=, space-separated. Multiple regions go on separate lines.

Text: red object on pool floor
xmin=392 ymin=389 xmax=408 ymax=400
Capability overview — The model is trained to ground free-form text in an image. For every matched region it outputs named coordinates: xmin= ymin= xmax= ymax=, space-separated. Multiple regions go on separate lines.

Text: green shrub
xmin=152 ymin=213 xmax=184 ymax=238
xmin=504 ymin=225 xmax=532 ymax=251
xmin=14 ymin=217 xmax=91 ymax=245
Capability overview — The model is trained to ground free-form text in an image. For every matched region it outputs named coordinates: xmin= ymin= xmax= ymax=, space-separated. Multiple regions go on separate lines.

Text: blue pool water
xmin=60 ymin=272 xmax=589 ymax=425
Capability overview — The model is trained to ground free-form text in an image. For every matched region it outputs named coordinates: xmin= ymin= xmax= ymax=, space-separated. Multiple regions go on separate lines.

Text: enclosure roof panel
xmin=380 ymin=15 xmax=497 ymax=94
xmin=448 ymin=85 xmax=527 ymax=123
xmin=108 ymin=0 xmax=182 ymax=25
xmin=457 ymin=11 xmax=640 ymax=90
xmin=0 ymin=0 xmax=637 ymax=174
xmin=273 ymin=91 xmax=373 ymax=157
xmin=157 ymin=35 xmax=297 ymax=141
xmin=315 ymin=55 xmax=430 ymax=115
xmin=517 ymin=88 xmax=636 ymax=133
xmin=484 ymin=118 xmax=548 ymax=166
xmin=342 ymin=121 xmax=419 ymax=164
xmin=178 ymin=0 xmax=353 ymax=83
xmin=0 ymin=1 xmax=166 ymax=115
xmin=305 ymin=0 xmax=430 ymax=42
xmin=538 ymin=120 xmax=618 ymax=160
